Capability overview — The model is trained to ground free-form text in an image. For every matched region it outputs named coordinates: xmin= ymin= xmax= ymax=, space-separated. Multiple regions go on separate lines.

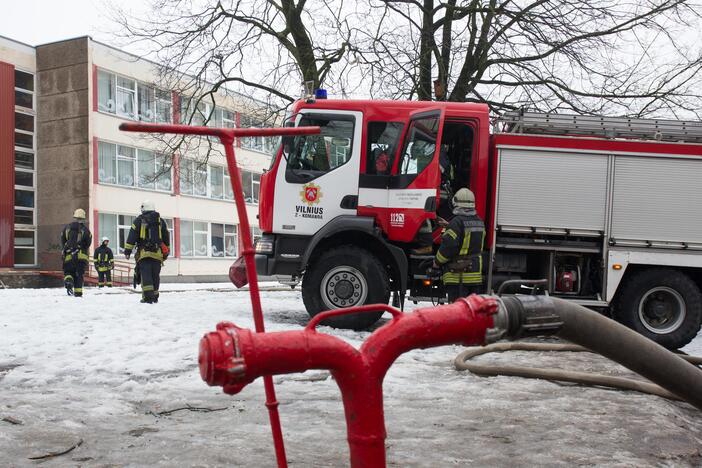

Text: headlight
xmin=255 ymin=236 xmax=274 ymax=254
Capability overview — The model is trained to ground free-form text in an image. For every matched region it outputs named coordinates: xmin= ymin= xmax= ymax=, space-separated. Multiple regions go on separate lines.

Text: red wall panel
xmin=92 ymin=137 xmax=98 ymax=184
xmin=93 ymin=209 xmax=99 ymax=250
xmin=0 ymin=61 xmax=15 ymax=267
xmin=173 ymin=216 xmax=180 ymax=258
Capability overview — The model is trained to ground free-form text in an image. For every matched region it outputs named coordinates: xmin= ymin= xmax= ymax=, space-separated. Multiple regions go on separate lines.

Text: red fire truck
xmin=250 ymin=96 xmax=702 ymax=349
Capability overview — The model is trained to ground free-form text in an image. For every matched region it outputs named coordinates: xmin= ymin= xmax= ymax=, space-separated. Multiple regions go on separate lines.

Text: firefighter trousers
xmin=138 ymin=258 xmax=161 ymax=303
xmin=64 ymin=260 xmax=86 ymax=297
xmin=97 ymin=270 xmax=112 ymax=287
xmin=446 ymin=283 xmax=482 ymax=302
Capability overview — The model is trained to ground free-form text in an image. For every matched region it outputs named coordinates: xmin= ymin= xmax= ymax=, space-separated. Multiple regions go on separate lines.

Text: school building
xmin=0 ymin=34 xmax=275 ymax=282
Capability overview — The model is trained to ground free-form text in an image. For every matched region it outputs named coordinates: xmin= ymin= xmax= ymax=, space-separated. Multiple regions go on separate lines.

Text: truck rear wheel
xmin=614 ymin=269 xmax=702 ymax=349
xmin=302 ymin=246 xmax=390 ymax=329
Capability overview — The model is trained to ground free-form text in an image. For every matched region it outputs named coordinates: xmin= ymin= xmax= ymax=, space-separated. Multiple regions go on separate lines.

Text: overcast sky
xmin=1 ymin=0 xmax=138 ymax=47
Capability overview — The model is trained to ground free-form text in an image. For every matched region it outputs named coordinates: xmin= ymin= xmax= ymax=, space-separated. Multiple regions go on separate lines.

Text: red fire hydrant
xmin=199 ymin=296 xmax=498 ymax=467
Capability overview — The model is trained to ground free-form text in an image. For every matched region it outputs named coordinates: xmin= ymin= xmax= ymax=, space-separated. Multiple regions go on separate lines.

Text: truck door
xmin=386 ymin=109 xmax=445 ymax=242
xmin=272 ymin=110 xmax=363 ymax=236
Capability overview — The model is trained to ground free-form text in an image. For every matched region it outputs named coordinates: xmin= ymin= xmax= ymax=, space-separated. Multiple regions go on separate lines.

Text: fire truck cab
xmin=253 ymin=96 xmax=702 ymax=349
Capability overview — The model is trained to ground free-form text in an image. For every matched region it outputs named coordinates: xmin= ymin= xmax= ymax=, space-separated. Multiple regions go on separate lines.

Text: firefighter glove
xmin=124 ymin=249 xmax=132 ymax=260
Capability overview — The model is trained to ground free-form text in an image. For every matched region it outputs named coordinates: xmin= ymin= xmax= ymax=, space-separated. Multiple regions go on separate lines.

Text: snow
xmin=2 ymin=284 xmax=702 ymax=466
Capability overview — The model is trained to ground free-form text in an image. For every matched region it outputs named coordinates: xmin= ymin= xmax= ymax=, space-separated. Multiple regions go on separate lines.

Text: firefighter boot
xmin=74 ymin=288 xmax=83 ymax=298
xmin=141 ymin=290 xmax=155 ymax=304
xmin=64 ymin=276 xmax=74 ymax=296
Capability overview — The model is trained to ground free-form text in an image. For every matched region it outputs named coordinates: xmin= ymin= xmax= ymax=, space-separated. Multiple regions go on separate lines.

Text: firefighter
xmin=94 ymin=237 xmax=114 ymax=287
xmin=61 ymin=208 xmax=92 ymax=297
xmin=123 ymin=200 xmax=170 ymax=304
xmin=432 ymin=188 xmax=485 ymax=302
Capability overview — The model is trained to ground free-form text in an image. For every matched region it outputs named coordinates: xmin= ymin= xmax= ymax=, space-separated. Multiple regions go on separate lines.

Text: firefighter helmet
xmin=73 ymin=208 xmax=86 ymax=219
xmin=453 ymin=188 xmax=475 ymax=208
xmin=141 ymin=199 xmax=155 ymax=213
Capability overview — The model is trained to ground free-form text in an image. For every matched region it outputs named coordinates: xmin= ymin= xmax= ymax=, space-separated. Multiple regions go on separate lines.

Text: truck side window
xmin=365 ymin=121 xmax=404 ymax=175
xmin=398 ymin=117 xmax=439 ymax=175
xmin=286 ymin=115 xmax=354 ymax=174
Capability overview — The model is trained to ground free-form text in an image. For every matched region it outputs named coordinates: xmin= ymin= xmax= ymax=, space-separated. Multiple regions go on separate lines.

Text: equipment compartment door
xmin=385 ymin=109 xmax=446 ymax=242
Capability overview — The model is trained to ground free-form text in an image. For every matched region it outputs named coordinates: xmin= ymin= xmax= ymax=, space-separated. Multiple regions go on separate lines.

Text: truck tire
xmin=302 ymin=245 xmax=390 ymax=329
xmin=614 ymin=269 xmax=702 ymax=349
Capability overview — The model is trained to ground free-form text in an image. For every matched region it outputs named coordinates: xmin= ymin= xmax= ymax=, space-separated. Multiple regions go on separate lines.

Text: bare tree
xmin=360 ymin=0 xmax=702 ymax=118
xmin=110 ymin=0 xmax=702 ymax=121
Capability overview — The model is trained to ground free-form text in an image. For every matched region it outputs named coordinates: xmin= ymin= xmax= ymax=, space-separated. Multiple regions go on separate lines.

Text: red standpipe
xmin=199 ymin=295 xmax=498 ymax=467
xmin=120 ymin=121 xmax=320 ymax=468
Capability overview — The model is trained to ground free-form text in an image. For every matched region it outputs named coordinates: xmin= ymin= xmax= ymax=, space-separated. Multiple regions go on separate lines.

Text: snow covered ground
xmin=2 ymin=285 xmax=702 ymax=467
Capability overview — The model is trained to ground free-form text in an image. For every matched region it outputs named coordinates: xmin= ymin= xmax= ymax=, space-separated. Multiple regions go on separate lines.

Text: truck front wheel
xmin=302 ymin=246 xmax=390 ymax=329
xmin=614 ymin=269 xmax=702 ymax=349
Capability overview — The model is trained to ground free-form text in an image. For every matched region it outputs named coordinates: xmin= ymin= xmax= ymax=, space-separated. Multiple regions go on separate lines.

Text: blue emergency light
xmin=314 ymin=88 xmax=328 ymax=99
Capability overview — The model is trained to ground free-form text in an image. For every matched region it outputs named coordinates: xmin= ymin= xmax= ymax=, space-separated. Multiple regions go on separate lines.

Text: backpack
xmin=140 ymin=213 xmax=162 ymax=252
xmin=64 ymin=223 xmax=83 ymax=253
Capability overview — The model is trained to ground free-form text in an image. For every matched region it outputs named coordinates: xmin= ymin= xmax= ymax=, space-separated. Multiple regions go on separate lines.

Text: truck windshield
xmin=287 ymin=114 xmax=355 ymax=173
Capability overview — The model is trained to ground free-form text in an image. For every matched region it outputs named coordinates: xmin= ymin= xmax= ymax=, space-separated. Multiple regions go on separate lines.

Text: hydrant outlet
xmin=199 ymin=322 xmax=251 ymax=391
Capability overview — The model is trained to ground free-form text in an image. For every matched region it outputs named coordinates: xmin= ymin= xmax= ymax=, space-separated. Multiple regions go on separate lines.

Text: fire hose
xmin=455 ymin=342 xmax=702 ymax=402
xmin=478 ymin=295 xmax=702 ymax=409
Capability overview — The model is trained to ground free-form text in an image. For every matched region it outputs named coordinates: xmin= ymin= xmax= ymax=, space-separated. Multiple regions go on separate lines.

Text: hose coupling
xmin=487 ymin=295 xmax=564 ymax=341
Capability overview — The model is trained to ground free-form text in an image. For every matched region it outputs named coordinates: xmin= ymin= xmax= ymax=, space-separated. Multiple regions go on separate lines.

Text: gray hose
xmin=455 ymin=342 xmax=688 ymax=402
xmin=486 ymin=296 xmax=702 ymax=410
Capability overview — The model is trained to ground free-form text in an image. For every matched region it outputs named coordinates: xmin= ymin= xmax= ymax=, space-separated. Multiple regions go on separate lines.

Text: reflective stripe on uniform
xmin=436 ymin=251 xmax=449 ymax=264
xmin=444 ymin=229 xmax=457 ymax=240
xmin=142 ymin=285 xmax=154 ymax=291
xmin=442 ymin=272 xmax=483 ymax=285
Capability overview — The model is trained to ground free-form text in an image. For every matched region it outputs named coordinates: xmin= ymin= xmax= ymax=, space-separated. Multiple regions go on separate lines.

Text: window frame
xmin=14 ymin=69 xmax=34 ymax=111
xmin=96 ymin=68 xmax=172 ymax=123
xmin=179 ymin=219 xmax=238 ymax=258
xmin=97 ymin=139 xmax=173 ymax=193
xmin=13 ymin=72 xmax=36 ymax=266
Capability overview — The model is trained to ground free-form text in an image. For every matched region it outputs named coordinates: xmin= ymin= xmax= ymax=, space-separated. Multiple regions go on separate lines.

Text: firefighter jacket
xmin=434 ymin=207 xmax=485 ymax=285
xmin=94 ymin=244 xmax=114 ymax=272
xmin=61 ymin=221 xmax=92 ymax=264
xmin=124 ymin=211 xmax=170 ymax=264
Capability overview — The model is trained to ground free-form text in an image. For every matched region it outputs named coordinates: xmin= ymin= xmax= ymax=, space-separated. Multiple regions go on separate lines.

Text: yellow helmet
xmin=73 ymin=208 xmax=86 ymax=219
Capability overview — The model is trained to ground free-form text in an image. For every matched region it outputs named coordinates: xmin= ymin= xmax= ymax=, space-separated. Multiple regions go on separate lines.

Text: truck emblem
xmin=300 ymin=182 xmax=323 ymax=205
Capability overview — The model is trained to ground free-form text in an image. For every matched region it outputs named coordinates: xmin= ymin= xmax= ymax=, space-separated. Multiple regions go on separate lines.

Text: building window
xmin=241 ymin=170 xmax=261 ymax=204
xmin=180 ymin=99 xmax=235 ymax=129
xmin=14 ymin=230 xmax=36 ymax=266
xmin=116 ymin=76 xmax=136 ymax=119
xmin=15 ymin=69 xmax=34 ymax=109
xmin=241 ymin=115 xmax=279 ymax=154
xmin=221 ymin=109 xmax=236 ymax=128
xmin=99 ymin=213 xmax=173 ymax=254
xmin=97 ymin=69 xmax=171 ymax=123
xmin=210 ymin=166 xmax=224 ymax=199
xmin=180 ymin=220 xmax=237 ymax=257
xmin=180 ymin=160 xmax=256 ymax=203
xmin=97 ymin=70 xmax=115 ymax=113
xmin=252 ymin=226 xmax=262 ymax=245
xmin=155 ymin=89 xmax=172 ymax=123
xmin=210 ymin=223 xmax=238 ymax=257
xmin=98 ymin=140 xmax=172 ymax=192
xmin=224 ymin=168 xmax=234 ymax=200
xmin=179 ymin=220 xmax=208 ymax=257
